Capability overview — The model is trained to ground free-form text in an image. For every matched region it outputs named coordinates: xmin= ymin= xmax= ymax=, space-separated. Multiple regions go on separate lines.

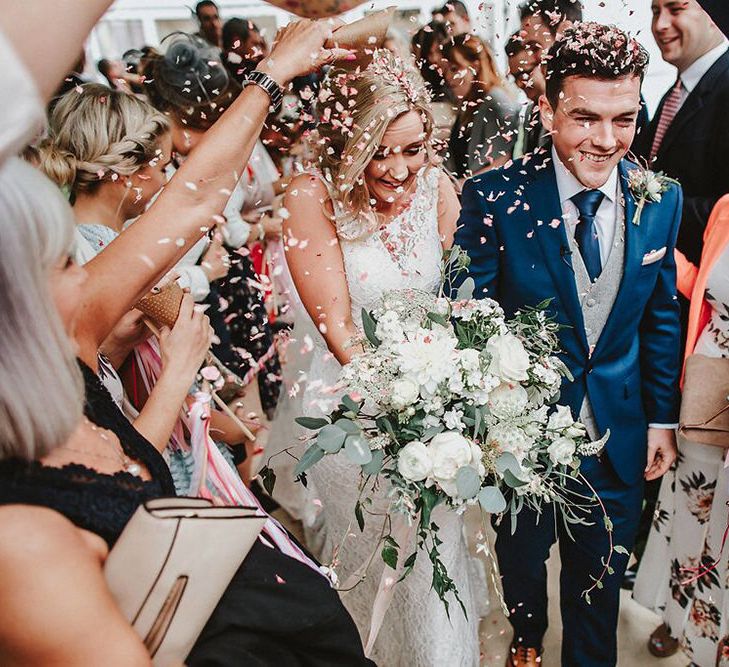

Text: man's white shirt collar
xmin=551 ymin=146 xmax=619 ymax=209
xmin=681 ymin=39 xmax=729 ymax=93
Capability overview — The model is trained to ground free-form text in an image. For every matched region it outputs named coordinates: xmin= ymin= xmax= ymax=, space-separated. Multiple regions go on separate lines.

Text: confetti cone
xmin=325 ymin=7 xmax=395 ymax=53
xmin=135 ymin=282 xmax=184 ymax=329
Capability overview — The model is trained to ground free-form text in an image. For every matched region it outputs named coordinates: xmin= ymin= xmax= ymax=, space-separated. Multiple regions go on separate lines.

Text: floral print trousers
xmin=635 ymin=436 xmax=729 ymax=667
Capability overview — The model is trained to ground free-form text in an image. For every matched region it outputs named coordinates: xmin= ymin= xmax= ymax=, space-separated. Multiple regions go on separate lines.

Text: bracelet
xmin=244 ymin=70 xmax=283 ymax=115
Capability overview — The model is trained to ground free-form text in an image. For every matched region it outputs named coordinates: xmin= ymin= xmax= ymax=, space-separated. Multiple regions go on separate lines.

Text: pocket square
xmin=642 ymin=247 xmax=667 ymax=266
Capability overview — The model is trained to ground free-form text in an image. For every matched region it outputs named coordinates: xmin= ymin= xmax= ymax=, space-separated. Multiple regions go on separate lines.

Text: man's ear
xmin=538 ymin=94 xmax=554 ymax=133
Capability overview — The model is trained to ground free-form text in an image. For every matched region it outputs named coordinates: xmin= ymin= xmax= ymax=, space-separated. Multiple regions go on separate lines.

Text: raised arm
xmin=0 ymin=0 xmax=114 ymax=101
xmin=284 ymin=173 xmax=358 ymax=366
xmin=77 ymin=20 xmax=351 ymax=359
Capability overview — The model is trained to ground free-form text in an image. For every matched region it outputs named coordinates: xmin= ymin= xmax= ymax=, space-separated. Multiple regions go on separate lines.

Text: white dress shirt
xmin=551 ymin=147 xmax=676 ymax=430
xmin=677 ymin=39 xmax=729 ymax=107
xmin=552 ymin=146 xmax=621 ymax=267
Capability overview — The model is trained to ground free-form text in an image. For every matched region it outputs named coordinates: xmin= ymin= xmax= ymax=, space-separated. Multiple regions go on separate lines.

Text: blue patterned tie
xmin=571 ymin=189 xmax=605 ymax=282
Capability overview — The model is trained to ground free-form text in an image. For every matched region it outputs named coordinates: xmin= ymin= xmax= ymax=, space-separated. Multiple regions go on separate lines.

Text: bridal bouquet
xmin=281 ymin=248 xmax=613 ymax=611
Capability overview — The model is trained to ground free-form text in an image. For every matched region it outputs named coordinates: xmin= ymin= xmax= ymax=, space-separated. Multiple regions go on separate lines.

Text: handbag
xmin=104 ymin=497 xmax=266 ymax=666
xmin=679 ymin=354 xmax=729 ymax=448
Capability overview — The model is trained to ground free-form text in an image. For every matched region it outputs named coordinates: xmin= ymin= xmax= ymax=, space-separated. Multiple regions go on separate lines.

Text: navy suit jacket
xmin=453 ymin=149 xmax=683 ymax=485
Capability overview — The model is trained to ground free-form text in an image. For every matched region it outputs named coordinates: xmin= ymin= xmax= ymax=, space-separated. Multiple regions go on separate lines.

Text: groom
xmin=453 ymin=23 xmax=682 ymax=667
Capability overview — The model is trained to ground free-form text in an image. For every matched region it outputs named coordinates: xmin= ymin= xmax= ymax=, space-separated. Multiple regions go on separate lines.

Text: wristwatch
xmin=244 ymin=70 xmax=283 ymax=115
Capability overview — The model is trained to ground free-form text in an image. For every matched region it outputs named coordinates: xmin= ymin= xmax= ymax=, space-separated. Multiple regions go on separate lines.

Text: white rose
xmin=428 ymin=431 xmax=473 ymax=483
xmin=397 ymin=441 xmax=432 ymax=482
xmin=547 ymin=405 xmax=576 ymax=432
xmin=548 ymin=436 xmax=577 ymax=466
xmin=488 ymin=382 xmax=529 ymax=420
xmin=486 ymin=333 xmax=530 ymax=382
xmin=391 ymin=377 xmax=420 ymax=410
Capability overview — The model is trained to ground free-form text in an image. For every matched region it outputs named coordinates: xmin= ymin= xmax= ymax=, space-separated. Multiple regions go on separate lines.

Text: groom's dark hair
xmin=544 ymin=22 xmax=649 ymax=108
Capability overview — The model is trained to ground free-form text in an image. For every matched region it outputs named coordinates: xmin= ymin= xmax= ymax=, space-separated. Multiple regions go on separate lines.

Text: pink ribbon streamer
xmin=133 ymin=338 xmax=322 ymax=574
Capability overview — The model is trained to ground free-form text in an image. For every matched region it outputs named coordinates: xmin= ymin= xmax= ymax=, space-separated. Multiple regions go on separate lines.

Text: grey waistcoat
xmin=565 ymin=207 xmax=626 ymax=439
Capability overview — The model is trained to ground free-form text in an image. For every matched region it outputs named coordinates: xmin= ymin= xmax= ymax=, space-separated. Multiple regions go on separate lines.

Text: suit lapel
xmin=592 ymin=161 xmax=648 ymax=357
xmin=527 ymin=156 xmax=588 ymax=352
xmin=658 ymin=50 xmax=729 ymax=160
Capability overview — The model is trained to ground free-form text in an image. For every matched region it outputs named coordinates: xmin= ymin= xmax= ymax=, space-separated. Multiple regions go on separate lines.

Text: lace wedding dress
xmin=293 ymin=167 xmax=481 ymax=666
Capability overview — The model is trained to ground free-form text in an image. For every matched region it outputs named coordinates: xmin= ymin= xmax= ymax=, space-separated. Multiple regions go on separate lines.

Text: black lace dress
xmin=0 ymin=362 xmax=373 ymax=667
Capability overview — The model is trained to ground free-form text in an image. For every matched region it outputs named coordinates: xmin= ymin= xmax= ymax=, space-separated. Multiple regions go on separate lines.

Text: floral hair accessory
xmin=367 ymin=49 xmax=432 ymax=107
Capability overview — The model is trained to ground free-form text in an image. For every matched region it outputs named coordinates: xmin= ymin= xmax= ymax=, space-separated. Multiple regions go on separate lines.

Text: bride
xmin=283 ymin=50 xmax=480 ymax=666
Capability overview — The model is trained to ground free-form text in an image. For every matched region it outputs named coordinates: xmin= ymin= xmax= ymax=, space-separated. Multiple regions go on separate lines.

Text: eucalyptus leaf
xmin=361 ymin=308 xmax=381 ymax=347
xmin=382 ymin=545 xmax=398 ymax=569
xmin=295 ymin=416 xmax=329 ymax=430
xmin=503 ymin=469 xmax=528 ymax=488
xmin=456 ymin=276 xmax=475 ymax=301
xmin=334 ymin=418 xmax=360 ymax=435
xmin=344 ymin=435 xmax=373 ymax=465
xmin=455 ymin=466 xmax=480 ymax=499
xmin=478 ymin=486 xmax=507 ymax=513
xmin=422 ymin=424 xmax=445 ymax=441
xmin=294 ymin=445 xmax=325 ymax=477
xmin=259 ymin=466 xmax=276 ymax=495
xmin=495 ymin=452 xmax=523 ymax=477
xmin=341 ymin=395 xmax=361 ymax=414
xmin=354 ymin=501 xmax=365 ymax=531
xmin=316 ymin=424 xmax=347 ymax=453
xmin=427 ymin=311 xmax=449 ymax=327
xmin=362 ymin=448 xmax=384 ymax=476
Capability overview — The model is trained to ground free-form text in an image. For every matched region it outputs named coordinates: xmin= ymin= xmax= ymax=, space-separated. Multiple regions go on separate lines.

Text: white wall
xmin=90 ymin=0 xmax=674 ymax=114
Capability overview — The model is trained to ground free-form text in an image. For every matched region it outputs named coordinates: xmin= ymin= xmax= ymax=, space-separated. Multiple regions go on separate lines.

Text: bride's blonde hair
xmin=312 ymin=50 xmax=435 ymax=238
xmin=39 ymin=84 xmax=169 ymax=196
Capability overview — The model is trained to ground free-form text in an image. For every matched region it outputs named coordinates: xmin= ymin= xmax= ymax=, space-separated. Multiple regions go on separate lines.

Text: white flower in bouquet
xmin=547 ymin=436 xmax=577 ymax=466
xmin=390 ymin=377 xmax=420 ymax=410
xmin=547 ymin=405 xmax=576 ymax=432
xmin=443 ymin=408 xmax=466 ymax=431
xmin=396 ymin=327 xmax=458 ymax=395
xmin=375 ymin=310 xmax=406 ymax=345
xmin=532 ymin=362 xmax=562 ymax=393
xmin=427 ymin=431 xmax=483 ymax=498
xmin=485 ymin=422 xmax=534 ymax=466
xmin=486 ymin=333 xmax=530 ymax=382
xmin=397 ymin=440 xmax=432 ymax=482
xmin=546 ymin=405 xmax=587 ymax=441
xmin=488 ymin=382 xmax=530 ymax=420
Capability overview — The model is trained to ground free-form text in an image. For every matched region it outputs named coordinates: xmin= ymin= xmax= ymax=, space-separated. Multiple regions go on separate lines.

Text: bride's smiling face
xmin=364 ymin=110 xmax=428 ymax=209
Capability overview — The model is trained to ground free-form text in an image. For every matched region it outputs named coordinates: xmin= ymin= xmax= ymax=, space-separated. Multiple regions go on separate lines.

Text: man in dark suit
xmin=634 ymin=0 xmax=729 ymax=265
xmin=454 ymin=23 xmax=681 ymax=667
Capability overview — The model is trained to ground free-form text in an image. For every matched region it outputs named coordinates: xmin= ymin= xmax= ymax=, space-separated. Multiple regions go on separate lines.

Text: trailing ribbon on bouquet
xmin=134 ymin=338 xmax=322 ymax=573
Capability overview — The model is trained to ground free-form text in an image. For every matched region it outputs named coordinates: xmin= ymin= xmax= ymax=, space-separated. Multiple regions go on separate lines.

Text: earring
xmin=125 ymin=179 xmax=133 ymax=189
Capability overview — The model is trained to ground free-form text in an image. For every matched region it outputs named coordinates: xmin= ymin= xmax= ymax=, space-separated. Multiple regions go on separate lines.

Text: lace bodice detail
xmin=0 ymin=361 xmax=175 ymax=547
xmin=317 ymin=167 xmax=444 ymax=328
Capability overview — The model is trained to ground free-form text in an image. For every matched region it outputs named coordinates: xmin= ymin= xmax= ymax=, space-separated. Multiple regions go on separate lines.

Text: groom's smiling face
xmin=539 ymin=74 xmax=641 ymax=189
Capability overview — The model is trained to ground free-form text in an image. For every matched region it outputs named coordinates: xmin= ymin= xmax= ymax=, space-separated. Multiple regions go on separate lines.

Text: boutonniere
xmin=627 ymin=166 xmax=678 ymax=226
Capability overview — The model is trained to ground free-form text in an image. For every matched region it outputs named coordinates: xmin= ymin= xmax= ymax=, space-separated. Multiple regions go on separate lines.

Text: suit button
xmin=586 ymin=298 xmax=596 ymax=307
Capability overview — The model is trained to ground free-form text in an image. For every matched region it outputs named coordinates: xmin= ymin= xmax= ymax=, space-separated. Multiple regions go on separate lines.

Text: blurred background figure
xmin=223 ymin=18 xmax=268 ymax=84
xmin=195 ymin=0 xmax=223 ymax=49
xmin=441 ymin=0 xmax=473 ymax=35
xmin=443 ymin=33 xmax=520 ymax=182
xmin=504 ymin=30 xmax=548 ymax=158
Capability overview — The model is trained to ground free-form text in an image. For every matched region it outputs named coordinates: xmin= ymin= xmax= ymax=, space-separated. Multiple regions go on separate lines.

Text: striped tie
xmin=649 ymin=78 xmax=684 ymax=162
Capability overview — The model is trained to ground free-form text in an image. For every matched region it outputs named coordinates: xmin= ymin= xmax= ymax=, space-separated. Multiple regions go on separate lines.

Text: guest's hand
xmin=258 ymin=18 xmax=354 ymax=86
xmin=158 ymin=294 xmax=212 ymax=382
xmin=201 ymin=235 xmax=230 ymax=282
xmin=99 ymin=309 xmax=150 ymax=369
xmin=644 ymin=428 xmax=678 ymax=481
